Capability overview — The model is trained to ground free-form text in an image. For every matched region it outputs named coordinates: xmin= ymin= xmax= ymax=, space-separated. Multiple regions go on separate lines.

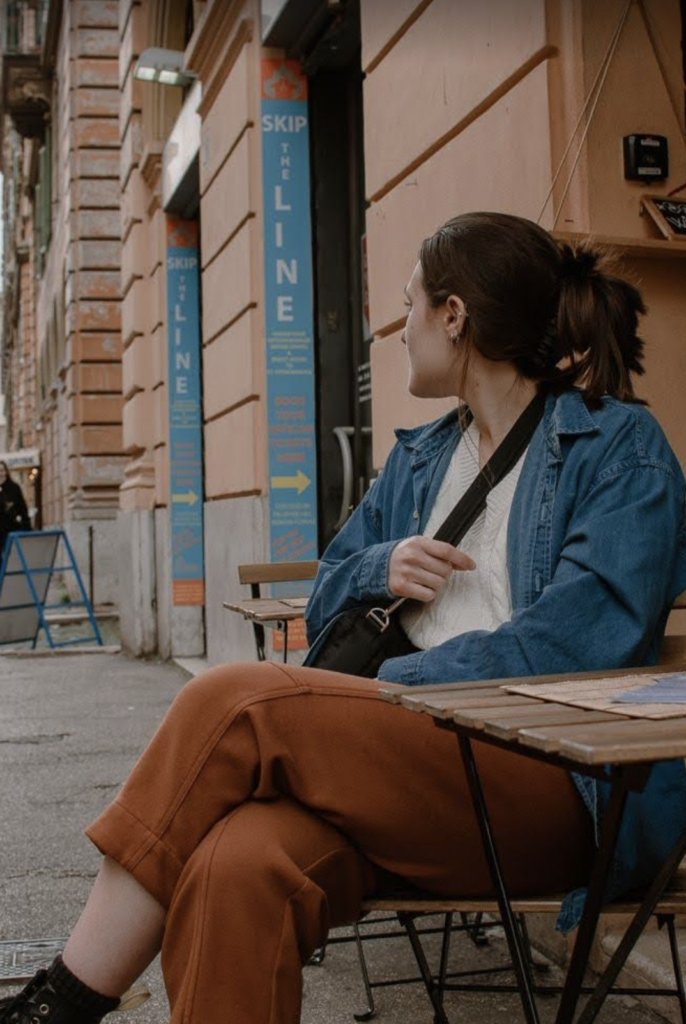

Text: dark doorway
xmin=309 ymin=59 xmax=370 ymax=548
xmin=269 ymin=0 xmax=371 ymax=550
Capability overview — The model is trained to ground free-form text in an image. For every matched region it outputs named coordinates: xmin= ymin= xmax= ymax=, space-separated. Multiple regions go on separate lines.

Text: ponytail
xmin=554 ymin=243 xmax=646 ymax=407
xmin=419 ymin=214 xmax=648 ymax=407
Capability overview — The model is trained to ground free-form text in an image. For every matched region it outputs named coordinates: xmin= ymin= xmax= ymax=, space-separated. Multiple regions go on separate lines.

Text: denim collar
xmin=543 ymin=389 xmax=599 ymax=462
xmin=394 ymin=390 xmax=599 ymax=467
xmin=394 ymin=408 xmax=461 ymax=468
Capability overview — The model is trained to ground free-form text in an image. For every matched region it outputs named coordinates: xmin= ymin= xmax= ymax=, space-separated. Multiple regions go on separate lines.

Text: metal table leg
xmin=553 ymin=767 xmax=635 ymax=1024
xmin=457 ymin=734 xmax=541 ymax=1024
xmin=457 ymin=734 xmax=686 ymax=1024
xmin=574 ymin=817 xmax=686 ymax=1024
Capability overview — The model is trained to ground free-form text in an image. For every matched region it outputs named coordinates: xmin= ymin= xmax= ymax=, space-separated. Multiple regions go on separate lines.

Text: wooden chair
xmin=656 ymin=587 xmax=686 ymax=663
xmin=224 ymin=560 xmax=319 ymax=662
xmin=353 ymin=876 xmax=686 ymax=1023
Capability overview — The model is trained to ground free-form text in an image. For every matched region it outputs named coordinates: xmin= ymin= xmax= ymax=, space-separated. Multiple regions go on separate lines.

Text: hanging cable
xmin=537 ymin=0 xmax=633 ymax=226
xmin=637 ymin=0 xmax=686 ymax=199
xmin=636 ymin=0 xmax=686 ymax=152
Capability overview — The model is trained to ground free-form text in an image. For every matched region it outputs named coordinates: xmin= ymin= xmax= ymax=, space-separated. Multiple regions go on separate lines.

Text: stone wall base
xmin=204 ymin=495 xmax=269 ymax=668
xmin=117 ymin=509 xmax=157 ymax=656
xmin=64 ymin=517 xmax=119 ymax=607
xmin=154 ymin=506 xmax=205 ymax=660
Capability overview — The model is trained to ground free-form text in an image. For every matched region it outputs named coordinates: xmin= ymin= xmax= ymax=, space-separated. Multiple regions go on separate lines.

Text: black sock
xmin=46 ymin=957 xmax=120 ymax=1017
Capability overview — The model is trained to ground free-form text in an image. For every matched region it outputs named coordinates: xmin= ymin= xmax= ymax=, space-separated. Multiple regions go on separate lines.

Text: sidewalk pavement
xmin=0 ymin=650 xmax=671 ymax=1024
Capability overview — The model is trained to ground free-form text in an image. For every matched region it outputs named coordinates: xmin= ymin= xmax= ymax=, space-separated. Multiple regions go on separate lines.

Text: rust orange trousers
xmin=87 ymin=662 xmax=594 ymax=1024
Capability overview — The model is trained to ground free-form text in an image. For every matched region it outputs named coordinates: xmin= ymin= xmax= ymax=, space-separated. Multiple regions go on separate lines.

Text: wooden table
xmin=379 ymin=664 xmax=686 ymax=1024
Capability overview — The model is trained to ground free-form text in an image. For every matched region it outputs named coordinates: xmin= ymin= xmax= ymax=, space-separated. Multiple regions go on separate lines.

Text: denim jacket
xmin=306 ymin=389 xmax=686 ymax=928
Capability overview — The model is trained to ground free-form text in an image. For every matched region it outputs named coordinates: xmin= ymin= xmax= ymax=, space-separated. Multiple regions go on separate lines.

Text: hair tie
xmin=515 ymin=321 xmax=562 ymax=378
xmin=560 ymin=243 xmax=600 ymax=283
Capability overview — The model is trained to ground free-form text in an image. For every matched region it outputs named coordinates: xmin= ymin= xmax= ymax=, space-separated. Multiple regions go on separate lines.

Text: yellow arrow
xmin=271 ymin=471 xmax=311 ymax=495
xmin=172 ymin=490 xmax=199 ymax=506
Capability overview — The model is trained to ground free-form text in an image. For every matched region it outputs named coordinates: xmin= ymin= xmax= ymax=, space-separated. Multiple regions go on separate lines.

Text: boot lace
xmin=0 ymin=970 xmax=50 ymax=1022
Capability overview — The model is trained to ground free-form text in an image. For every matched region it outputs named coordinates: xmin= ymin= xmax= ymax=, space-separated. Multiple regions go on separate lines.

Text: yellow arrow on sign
xmin=172 ymin=490 xmax=199 ymax=506
xmin=271 ymin=471 xmax=311 ymax=495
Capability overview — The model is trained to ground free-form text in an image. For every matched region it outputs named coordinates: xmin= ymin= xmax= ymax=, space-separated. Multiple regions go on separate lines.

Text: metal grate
xmin=0 ymin=938 xmax=66 ymax=986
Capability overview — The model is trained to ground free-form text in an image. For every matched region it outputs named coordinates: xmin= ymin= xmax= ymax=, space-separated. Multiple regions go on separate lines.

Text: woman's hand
xmin=388 ymin=537 xmax=476 ymax=603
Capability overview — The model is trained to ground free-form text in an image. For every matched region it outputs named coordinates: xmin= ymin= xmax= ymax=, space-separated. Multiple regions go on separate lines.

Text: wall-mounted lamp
xmin=134 ymin=48 xmax=197 ymax=88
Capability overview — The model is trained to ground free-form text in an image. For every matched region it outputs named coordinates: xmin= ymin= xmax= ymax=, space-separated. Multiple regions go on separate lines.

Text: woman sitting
xmin=2 ymin=212 xmax=685 ymax=1024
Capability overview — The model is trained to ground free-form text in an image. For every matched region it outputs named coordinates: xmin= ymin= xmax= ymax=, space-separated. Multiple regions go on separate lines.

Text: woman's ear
xmin=444 ymin=295 xmax=468 ymax=342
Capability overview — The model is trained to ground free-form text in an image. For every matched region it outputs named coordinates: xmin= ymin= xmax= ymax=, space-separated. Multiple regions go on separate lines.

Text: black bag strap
xmin=366 ymin=390 xmax=547 ymax=633
xmin=433 ymin=389 xmax=547 ymax=547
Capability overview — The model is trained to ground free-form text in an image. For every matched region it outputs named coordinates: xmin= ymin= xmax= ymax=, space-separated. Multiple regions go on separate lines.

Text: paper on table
xmin=503 ymin=674 xmax=686 ymax=718
xmin=613 ymin=673 xmax=686 ymax=704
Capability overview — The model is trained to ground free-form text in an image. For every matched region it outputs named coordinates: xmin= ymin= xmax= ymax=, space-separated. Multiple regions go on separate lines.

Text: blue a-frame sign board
xmin=0 ymin=530 xmax=103 ymax=649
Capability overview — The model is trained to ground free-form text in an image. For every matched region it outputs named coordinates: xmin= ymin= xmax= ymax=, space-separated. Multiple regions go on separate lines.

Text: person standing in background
xmin=0 ymin=460 xmax=31 ymax=562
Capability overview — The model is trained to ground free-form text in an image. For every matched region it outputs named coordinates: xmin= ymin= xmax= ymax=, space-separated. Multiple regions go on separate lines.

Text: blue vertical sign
xmin=261 ymin=59 xmax=318 ymax=591
xmin=166 ymin=217 xmax=205 ymax=606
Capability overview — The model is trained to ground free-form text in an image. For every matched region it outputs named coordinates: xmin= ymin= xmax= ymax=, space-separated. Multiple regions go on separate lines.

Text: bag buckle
xmin=366 ymin=607 xmax=391 ymax=633
xmin=366 ymin=597 xmax=406 ymax=634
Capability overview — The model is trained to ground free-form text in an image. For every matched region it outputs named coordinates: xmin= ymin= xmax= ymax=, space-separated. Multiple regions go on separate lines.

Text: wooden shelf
xmin=553 ymin=230 xmax=686 ymax=259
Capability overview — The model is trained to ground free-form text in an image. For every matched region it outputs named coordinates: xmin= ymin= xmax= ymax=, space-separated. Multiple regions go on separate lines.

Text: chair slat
xmin=238 ymin=561 xmax=319 ymax=585
xmin=223 ymin=598 xmax=307 ymax=622
xmin=659 ymin=634 xmax=686 ymax=663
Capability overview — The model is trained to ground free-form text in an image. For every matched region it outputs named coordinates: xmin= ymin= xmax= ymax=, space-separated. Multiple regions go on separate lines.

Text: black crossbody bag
xmin=304 ymin=392 xmax=546 ymax=678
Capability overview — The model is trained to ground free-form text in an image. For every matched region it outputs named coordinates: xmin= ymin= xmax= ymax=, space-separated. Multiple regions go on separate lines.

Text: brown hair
xmin=419 ymin=212 xmax=646 ymax=406
xmin=0 ymin=461 xmax=11 ymax=481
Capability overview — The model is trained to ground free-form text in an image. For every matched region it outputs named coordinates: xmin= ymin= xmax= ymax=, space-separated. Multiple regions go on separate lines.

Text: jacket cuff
xmin=356 ymin=540 xmax=400 ymax=600
xmin=377 ymin=650 xmax=428 ymax=685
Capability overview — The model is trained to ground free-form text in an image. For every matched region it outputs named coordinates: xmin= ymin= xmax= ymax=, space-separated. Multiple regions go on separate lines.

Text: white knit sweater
xmin=401 ymin=420 xmax=527 ymax=650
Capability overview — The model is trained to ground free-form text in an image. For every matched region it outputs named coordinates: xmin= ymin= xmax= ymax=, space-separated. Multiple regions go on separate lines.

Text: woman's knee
xmin=166 ymin=661 xmax=297 ymax=727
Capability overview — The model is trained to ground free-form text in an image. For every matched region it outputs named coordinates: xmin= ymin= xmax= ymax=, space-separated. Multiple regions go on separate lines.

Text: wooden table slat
xmin=399 ymin=685 xmax=512 ymax=705
xmin=514 ymin=721 xmax=613 ymax=754
xmin=447 ymin=703 xmax=541 ymax=731
xmin=515 ymin=717 xmax=686 ymax=764
xmin=378 ymin=661 xmax=686 ymax=706
xmin=398 ymin=692 xmax=536 ymax=716
xmin=378 ymin=680 xmax=505 ymax=704
xmin=482 ymin=708 xmax=621 ymax=741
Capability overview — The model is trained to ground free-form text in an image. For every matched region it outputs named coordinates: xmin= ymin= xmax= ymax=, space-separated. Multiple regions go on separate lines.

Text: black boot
xmin=0 ymin=959 xmax=120 ymax=1024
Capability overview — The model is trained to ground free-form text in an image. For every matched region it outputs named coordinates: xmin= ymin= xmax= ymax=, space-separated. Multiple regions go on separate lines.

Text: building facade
xmin=2 ymin=0 xmax=685 ymax=658
xmin=1 ymin=0 xmax=123 ymax=595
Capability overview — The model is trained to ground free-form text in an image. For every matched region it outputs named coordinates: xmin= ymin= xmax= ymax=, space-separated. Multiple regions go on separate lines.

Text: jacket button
xmin=413 ymin=510 xmax=419 ymax=519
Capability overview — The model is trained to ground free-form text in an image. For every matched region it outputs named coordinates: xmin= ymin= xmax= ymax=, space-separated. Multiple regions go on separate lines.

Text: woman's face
xmin=401 ymin=263 xmax=464 ymax=399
